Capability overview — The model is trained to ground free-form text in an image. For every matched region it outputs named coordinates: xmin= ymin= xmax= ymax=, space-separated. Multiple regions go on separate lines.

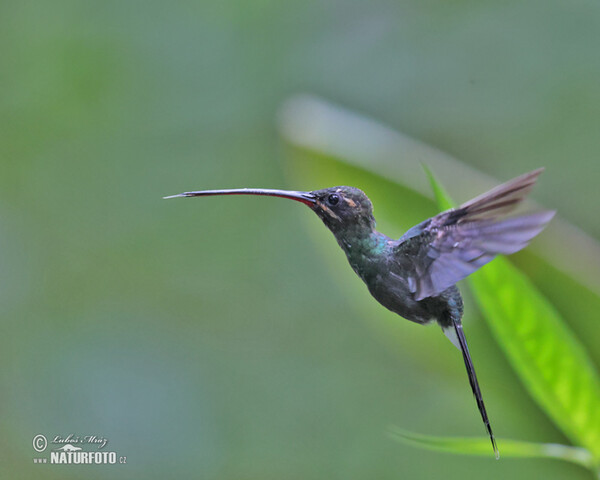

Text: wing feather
xmin=397 ymin=169 xmax=554 ymax=300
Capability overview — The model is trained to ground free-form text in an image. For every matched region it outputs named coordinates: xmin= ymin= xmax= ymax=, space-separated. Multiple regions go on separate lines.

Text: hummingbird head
xmin=308 ymin=186 xmax=375 ymax=234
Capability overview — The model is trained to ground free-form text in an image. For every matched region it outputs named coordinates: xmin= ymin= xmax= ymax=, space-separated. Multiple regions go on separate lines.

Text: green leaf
xmin=425 ymin=169 xmax=600 ymax=462
xmin=421 ymin=164 xmax=454 ymax=211
xmin=389 ymin=427 xmax=595 ymax=469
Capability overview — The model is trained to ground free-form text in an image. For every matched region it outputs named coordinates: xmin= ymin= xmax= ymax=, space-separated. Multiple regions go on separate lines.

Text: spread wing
xmin=396 ymin=168 xmax=555 ymax=301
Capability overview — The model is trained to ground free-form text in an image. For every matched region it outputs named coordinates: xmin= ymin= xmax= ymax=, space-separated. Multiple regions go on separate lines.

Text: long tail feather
xmin=451 ymin=320 xmax=499 ymax=459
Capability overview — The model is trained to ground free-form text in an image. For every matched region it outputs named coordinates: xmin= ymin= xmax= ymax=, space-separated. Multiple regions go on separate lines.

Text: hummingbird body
xmin=309 ymin=186 xmax=466 ymax=327
xmin=165 ymin=169 xmax=555 ymax=460
xmin=327 ymin=225 xmax=458 ymax=326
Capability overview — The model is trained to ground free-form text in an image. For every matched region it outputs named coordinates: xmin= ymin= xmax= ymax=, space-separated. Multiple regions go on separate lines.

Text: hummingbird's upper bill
xmin=163 ymin=188 xmax=317 ymax=206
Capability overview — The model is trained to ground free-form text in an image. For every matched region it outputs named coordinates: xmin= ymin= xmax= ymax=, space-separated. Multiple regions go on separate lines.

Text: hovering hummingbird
xmin=165 ymin=168 xmax=555 ymax=459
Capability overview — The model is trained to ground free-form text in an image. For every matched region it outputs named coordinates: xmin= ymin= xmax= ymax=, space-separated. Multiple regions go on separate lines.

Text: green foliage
xmin=389 ymin=427 xmax=595 ymax=469
xmin=421 ymin=164 xmax=454 ymax=211
xmin=472 ymin=258 xmax=600 ymax=453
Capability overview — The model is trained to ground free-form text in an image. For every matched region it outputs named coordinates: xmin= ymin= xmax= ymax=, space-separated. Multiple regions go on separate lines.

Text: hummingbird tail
xmin=447 ymin=319 xmax=499 ymax=460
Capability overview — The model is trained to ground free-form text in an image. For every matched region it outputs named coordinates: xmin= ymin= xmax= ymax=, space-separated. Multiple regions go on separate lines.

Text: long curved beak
xmin=163 ymin=188 xmax=316 ymax=206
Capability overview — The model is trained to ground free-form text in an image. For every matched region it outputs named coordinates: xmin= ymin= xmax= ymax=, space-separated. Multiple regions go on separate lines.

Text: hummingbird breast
xmin=366 ymin=269 xmax=438 ymax=324
xmin=345 ymin=235 xmax=458 ymax=325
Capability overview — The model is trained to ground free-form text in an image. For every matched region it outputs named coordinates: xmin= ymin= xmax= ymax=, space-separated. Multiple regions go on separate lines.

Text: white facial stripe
xmin=344 ymin=197 xmax=357 ymax=208
xmin=318 ymin=201 xmax=342 ymax=221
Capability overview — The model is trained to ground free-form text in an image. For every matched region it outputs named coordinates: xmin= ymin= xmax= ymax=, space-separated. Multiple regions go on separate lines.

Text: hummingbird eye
xmin=327 ymin=194 xmax=340 ymax=206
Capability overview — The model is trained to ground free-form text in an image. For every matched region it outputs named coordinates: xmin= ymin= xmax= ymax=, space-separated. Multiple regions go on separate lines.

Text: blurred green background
xmin=2 ymin=1 xmax=599 ymax=478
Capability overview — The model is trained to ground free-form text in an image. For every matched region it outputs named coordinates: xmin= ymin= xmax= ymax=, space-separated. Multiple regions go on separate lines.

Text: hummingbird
xmin=165 ymin=168 xmax=554 ymax=459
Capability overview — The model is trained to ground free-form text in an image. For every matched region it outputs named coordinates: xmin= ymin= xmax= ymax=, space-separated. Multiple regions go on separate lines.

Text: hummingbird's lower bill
xmin=165 ymin=168 xmax=555 ymax=459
